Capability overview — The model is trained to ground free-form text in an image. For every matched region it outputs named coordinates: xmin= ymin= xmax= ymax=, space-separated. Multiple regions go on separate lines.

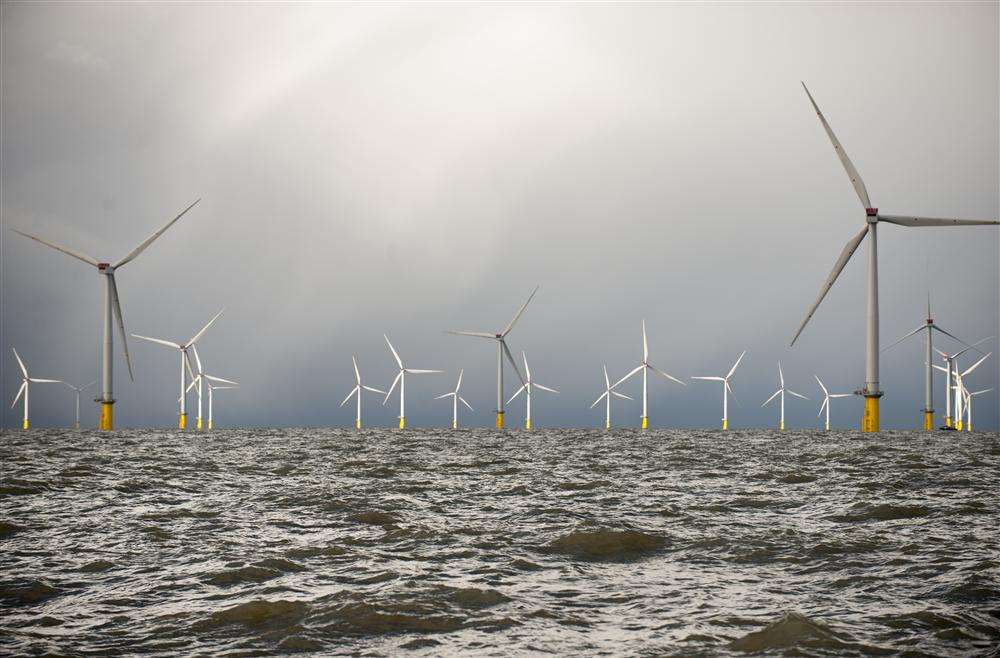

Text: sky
xmin=2 ymin=2 xmax=998 ymax=430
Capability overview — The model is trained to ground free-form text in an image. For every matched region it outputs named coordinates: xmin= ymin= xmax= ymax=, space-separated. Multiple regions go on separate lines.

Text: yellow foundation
xmin=100 ymin=402 xmax=114 ymax=430
xmin=197 ymin=417 xmax=203 ymax=430
xmin=722 ymin=418 xmax=728 ymax=430
xmin=955 ymin=419 xmax=963 ymax=431
xmin=208 ymin=420 xmax=213 ymax=430
xmin=179 ymin=413 xmax=187 ymax=430
xmin=74 ymin=422 xmax=80 ymax=430
xmin=923 ymin=411 xmax=933 ymax=431
xmin=945 ymin=416 xmax=952 ymax=429
xmin=452 ymin=420 xmax=457 ymax=429
xmin=641 ymin=416 xmax=649 ymax=429
xmin=22 ymin=418 xmax=29 ymax=430
xmin=862 ymin=396 xmax=879 ymax=432
xmin=496 ymin=411 xmax=504 ymax=429
xmin=399 ymin=417 xmax=406 ymax=429
xmin=355 ymin=419 xmax=362 ymax=430
xmin=605 ymin=420 xmax=611 ymax=430
xmin=525 ymin=418 xmax=532 ymax=430
xmin=966 ymin=421 xmax=972 ymax=433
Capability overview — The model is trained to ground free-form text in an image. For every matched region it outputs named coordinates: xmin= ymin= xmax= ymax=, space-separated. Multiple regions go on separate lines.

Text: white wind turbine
xmin=950 ymin=353 xmax=990 ymax=432
xmin=184 ymin=345 xmax=239 ymax=430
xmin=508 ymin=351 xmax=559 ymax=430
xmin=206 ymin=381 xmax=238 ymax=431
xmin=341 ymin=356 xmax=386 ymax=430
xmin=11 ymin=199 xmax=201 ymax=430
xmin=63 ymin=380 xmax=97 ymax=430
xmin=814 ymin=375 xmax=854 ymax=431
xmin=591 ymin=364 xmax=632 ymax=430
xmin=132 ymin=308 xmax=224 ymax=430
xmin=383 ymin=334 xmax=441 ymax=429
xmin=790 ymin=83 xmax=998 ymax=433
xmin=761 ymin=363 xmax=808 ymax=431
xmin=933 ymin=338 xmax=992 ymax=429
xmin=613 ymin=320 xmax=685 ymax=429
xmin=447 ymin=286 xmax=537 ymax=429
xmin=963 ymin=388 xmax=993 ymax=433
xmin=10 ymin=348 xmax=61 ymax=430
xmin=435 ymin=369 xmax=474 ymax=429
xmin=691 ymin=350 xmax=746 ymax=430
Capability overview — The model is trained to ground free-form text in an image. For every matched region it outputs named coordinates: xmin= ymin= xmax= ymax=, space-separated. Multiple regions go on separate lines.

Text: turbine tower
xmin=790 ymin=83 xmax=998 ymax=432
xmin=11 ymin=200 xmax=200 ymax=429
xmin=10 ymin=348 xmax=61 ymax=430
xmin=63 ymin=380 xmax=97 ymax=430
xmin=447 ymin=286 xmax=537 ymax=429
xmin=206 ymin=382 xmax=237 ymax=430
xmin=934 ymin=337 xmax=992 ymax=429
xmin=341 ymin=356 xmax=386 ymax=430
xmin=613 ymin=320 xmax=685 ymax=429
xmin=184 ymin=345 xmax=238 ymax=430
xmin=591 ymin=364 xmax=632 ymax=430
xmin=691 ymin=350 xmax=746 ymax=430
xmin=761 ymin=362 xmax=808 ymax=431
xmin=963 ymin=388 xmax=993 ymax=433
xmin=383 ymin=334 xmax=441 ymax=429
xmin=508 ymin=351 xmax=559 ymax=430
xmin=132 ymin=308 xmax=224 ymax=430
xmin=814 ymin=375 xmax=853 ymax=431
xmin=435 ymin=369 xmax=474 ymax=429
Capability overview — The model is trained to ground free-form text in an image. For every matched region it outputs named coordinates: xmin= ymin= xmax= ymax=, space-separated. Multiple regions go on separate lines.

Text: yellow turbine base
xmin=945 ymin=416 xmax=952 ymax=429
xmin=605 ymin=420 xmax=611 ymax=430
xmin=208 ymin=420 xmax=213 ymax=430
xmin=923 ymin=411 xmax=934 ymax=431
xmin=100 ymin=402 xmax=114 ymax=431
xmin=452 ymin=420 xmax=457 ymax=429
xmin=22 ymin=419 xmax=29 ymax=430
xmin=722 ymin=418 xmax=728 ymax=430
xmin=862 ymin=396 xmax=880 ymax=432
xmin=496 ymin=411 xmax=504 ymax=429
xmin=74 ymin=422 xmax=80 ymax=431
xmin=525 ymin=418 xmax=532 ymax=430
xmin=179 ymin=413 xmax=187 ymax=430
xmin=641 ymin=416 xmax=649 ymax=429
xmin=197 ymin=417 xmax=203 ymax=431
xmin=966 ymin=422 xmax=972 ymax=433
xmin=399 ymin=417 xmax=406 ymax=429
xmin=779 ymin=420 xmax=785 ymax=431
xmin=355 ymin=419 xmax=362 ymax=430
xmin=955 ymin=420 xmax=963 ymax=431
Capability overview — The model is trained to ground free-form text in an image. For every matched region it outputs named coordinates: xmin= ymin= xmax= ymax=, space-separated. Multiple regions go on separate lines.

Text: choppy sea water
xmin=1 ymin=428 xmax=998 ymax=657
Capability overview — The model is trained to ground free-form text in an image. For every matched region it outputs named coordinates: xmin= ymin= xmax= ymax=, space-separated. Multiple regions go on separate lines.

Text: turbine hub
xmin=865 ymin=208 xmax=878 ymax=223
xmin=97 ymin=262 xmax=111 ymax=270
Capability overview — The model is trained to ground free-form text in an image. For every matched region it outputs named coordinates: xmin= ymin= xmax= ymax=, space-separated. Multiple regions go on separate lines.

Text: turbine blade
xmin=726 ymin=381 xmax=740 ymax=407
xmin=502 ymin=341 xmax=525 ymax=385
xmin=114 ymin=199 xmax=200 ymax=268
xmin=11 ymin=348 xmax=28 ymax=378
xmin=969 ymin=388 xmax=994 ymax=397
xmin=108 ymin=274 xmax=133 ymax=381
xmin=801 ymin=82 xmax=872 ymax=208
xmin=954 ymin=337 xmax=994 ymax=360
xmin=186 ymin=377 xmax=199 ymax=394
xmin=778 ymin=362 xmax=784 ymax=387
xmin=814 ymin=374 xmax=828 ymax=396
xmin=362 ymin=385 xmax=387 ymax=395
xmin=612 ymin=391 xmax=633 ymax=400
xmin=591 ymin=391 xmax=608 ymax=408
xmin=9 ymin=228 xmax=100 ymax=267
xmin=29 ymin=378 xmax=61 ymax=383
xmin=459 ymin=396 xmax=474 ymax=411
xmin=818 ymin=397 xmax=828 ymax=417
xmin=404 ymin=369 xmax=442 ymax=374
xmin=881 ymin=325 xmax=926 ymax=353
xmin=830 ymin=393 xmax=854 ymax=398
xmin=456 ymin=369 xmax=464 ymax=392
xmin=790 ymin=225 xmax=868 ymax=346
xmin=341 ymin=386 xmax=359 ymax=407
xmin=131 ymin=334 xmax=182 ymax=350
xmin=931 ymin=364 xmax=949 ymax=373
xmin=762 ymin=389 xmax=781 ymax=407
xmin=691 ymin=376 xmax=725 ymax=381
xmin=352 ymin=355 xmax=361 ymax=384
xmin=11 ymin=382 xmax=26 ymax=408
xmin=535 ymin=384 xmax=559 ymax=394
xmin=649 ymin=364 xmax=686 ymax=386
xmin=726 ymin=350 xmax=747 ymax=379
xmin=191 ymin=344 xmax=203 ymax=375
xmin=960 ymin=352 xmax=991 ymax=377
xmin=203 ymin=374 xmax=239 ymax=385
xmin=612 ymin=365 xmax=644 ymax=389
xmin=185 ymin=351 xmax=196 ymax=381
xmin=502 ymin=285 xmax=539 ymax=336
xmin=507 ymin=384 xmax=526 ymax=405
xmin=642 ymin=319 xmax=649 ymax=362
xmin=384 ymin=335 xmax=403 ymax=368
xmin=446 ymin=330 xmax=496 ymax=339
xmin=788 ymin=390 xmax=809 ymax=400
xmin=603 ymin=364 xmax=610 ymax=389
xmin=434 ymin=392 xmax=454 ymax=400
xmin=878 ymin=214 xmax=1000 ymax=227
xmin=186 ymin=307 xmax=225 ymax=347
xmin=521 ymin=351 xmax=531 ymax=382
xmin=384 ymin=371 xmax=402 ymax=404
xmin=930 ymin=325 xmax=976 ymax=350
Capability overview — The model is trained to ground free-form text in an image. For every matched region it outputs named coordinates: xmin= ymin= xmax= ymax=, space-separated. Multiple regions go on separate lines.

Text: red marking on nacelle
xmin=98 ymin=262 xmax=110 ymax=270
xmin=865 ymin=208 xmax=878 ymax=216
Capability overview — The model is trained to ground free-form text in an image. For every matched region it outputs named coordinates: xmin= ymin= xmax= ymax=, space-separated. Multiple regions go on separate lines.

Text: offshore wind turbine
xmin=882 ymin=296 xmax=974 ymax=429
xmin=132 ymin=308 xmax=224 ymax=429
xmin=10 ymin=348 xmax=61 ymax=430
xmin=814 ymin=375 xmax=853 ymax=431
xmin=341 ymin=356 xmax=386 ymax=430
xmin=963 ymin=388 xmax=993 ymax=433
xmin=435 ymin=369 xmax=473 ymax=429
xmin=761 ymin=363 xmax=808 ymax=431
xmin=591 ymin=364 xmax=632 ymax=430
xmin=613 ymin=320 xmax=685 ymax=429
xmin=447 ymin=286 xmax=537 ymax=429
xmin=63 ymin=380 xmax=97 ymax=430
xmin=11 ymin=199 xmax=201 ymax=429
xmin=789 ymin=83 xmax=998 ymax=432
xmin=383 ymin=334 xmax=441 ymax=429
xmin=934 ymin=337 xmax=992 ymax=428
xmin=184 ymin=345 xmax=239 ymax=430
xmin=206 ymin=381 xmax=238 ymax=430
xmin=691 ymin=350 xmax=746 ymax=430
xmin=508 ymin=351 xmax=559 ymax=430
xmin=950 ymin=353 xmax=990 ymax=432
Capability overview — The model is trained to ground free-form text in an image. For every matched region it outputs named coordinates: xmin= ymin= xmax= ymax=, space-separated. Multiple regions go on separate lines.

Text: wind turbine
xmin=691 ymin=350 xmax=746 ymax=430
xmin=11 ymin=199 xmax=201 ymax=429
xmin=761 ymin=363 xmax=808 ymax=431
xmin=184 ymin=345 xmax=239 ymax=430
xmin=435 ymin=369 xmax=474 ymax=429
xmin=934 ymin=337 xmax=992 ymax=428
xmin=383 ymin=334 xmax=441 ymax=429
xmin=447 ymin=286 xmax=537 ymax=429
xmin=814 ymin=375 xmax=853 ymax=431
xmin=131 ymin=308 xmax=224 ymax=430
xmin=882 ymin=296 xmax=975 ymax=429
xmin=591 ymin=364 xmax=632 ymax=430
xmin=206 ymin=381 xmax=238 ymax=430
xmin=340 ymin=356 xmax=386 ymax=430
xmin=63 ymin=380 xmax=97 ymax=430
xmin=950 ymin=353 xmax=990 ymax=432
xmin=613 ymin=320 xmax=685 ymax=428
xmin=789 ymin=83 xmax=998 ymax=432
xmin=9 ymin=348 xmax=61 ymax=430
xmin=508 ymin=351 xmax=559 ymax=430
xmin=963 ymin=388 xmax=993 ymax=433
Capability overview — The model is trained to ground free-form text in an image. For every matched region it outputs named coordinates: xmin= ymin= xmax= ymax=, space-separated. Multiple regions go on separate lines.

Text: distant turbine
xmin=132 ymin=308 xmax=224 ymax=430
xmin=184 ymin=345 xmax=239 ymax=430
xmin=950 ymin=353 xmax=990 ymax=432
xmin=814 ymin=375 xmax=853 ymax=431
xmin=435 ymin=369 xmax=474 ymax=429
xmin=761 ymin=363 xmax=808 ymax=431
xmin=10 ymin=348 xmax=61 ymax=430
xmin=206 ymin=382 xmax=238 ymax=431
xmin=508 ymin=351 xmax=559 ymax=430
xmin=340 ymin=356 xmax=386 ymax=430
xmin=63 ymin=380 xmax=97 ymax=430
xmin=934 ymin=337 xmax=993 ymax=428
xmin=383 ymin=334 xmax=441 ymax=429
xmin=11 ymin=200 xmax=201 ymax=429
xmin=591 ymin=364 xmax=632 ymax=430
xmin=447 ymin=286 xmax=537 ymax=429
xmin=882 ymin=296 xmax=974 ymax=429
xmin=790 ymin=83 xmax=998 ymax=433
xmin=613 ymin=320 xmax=685 ymax=429
xmin=691 ymin=350 xmax=746 ymax=430
xmin=963 ymin=388 xmax=993 ymax=433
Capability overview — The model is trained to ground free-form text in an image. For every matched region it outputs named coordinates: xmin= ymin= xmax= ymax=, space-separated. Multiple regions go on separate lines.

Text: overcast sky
xmin=2 ymin=2 xmax=997 ymax=430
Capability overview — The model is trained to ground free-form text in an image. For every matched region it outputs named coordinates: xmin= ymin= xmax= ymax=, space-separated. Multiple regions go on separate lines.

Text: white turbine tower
xmin=934 ymin=337 xmax=993 ymax=429
xmin=435 ymin=369 xmax=474 ymax=429
xmin=790 ymin=83 xmax=998 ymax=432
xmin=10 ymin=348 xmax=61 ymax=430
xmin=132 ymin=308 xmax=224 ymax=430
xmin=184 ymin=345 xmax=239 ymax=430
xmin=761 ymin=363 xmax=808 ymax=431
xmin=508 ymin=351 xmax=559 ymax=430
xmin=950 ymin=353 xmax=990 ymax=432
xmin=814 ymin=375 xmax=853 ymax=431
xmin=63 ymin=380 xmax=97 ymax=430
xmin=206 ymin=382 xmax=238 ymax=431
xmin=341 ymin=356 xmax=386 ymax=430
xmin=447 ymin=286 xmax=537 ymax=429
xmin=591 ymin=364 xmax=632 ymax=430
xmin=691 ymin=350 xmax=746 ymax=430
xmin=11 ymin=199 xmax=201 ymax=430
xmin=613 ymin=320 xmax=685 ymax=429
xmin=963 ymin=388 xmax=993 ymax=433
xmin=383 ymin=334 xmax=441 ymax=429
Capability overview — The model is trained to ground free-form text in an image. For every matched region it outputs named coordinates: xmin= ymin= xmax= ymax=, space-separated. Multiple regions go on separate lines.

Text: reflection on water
xmin=1 ymin=428 xmax=998 ymax=656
